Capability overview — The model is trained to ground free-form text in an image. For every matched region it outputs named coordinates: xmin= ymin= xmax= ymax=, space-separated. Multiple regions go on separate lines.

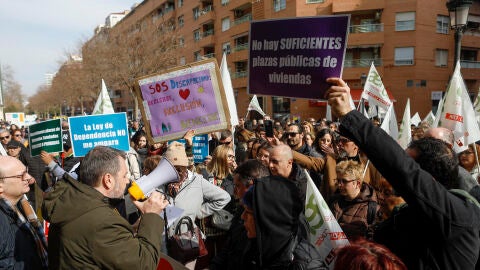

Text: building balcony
xmin=230 ymin=18 xmax=250 ymax=35
xmin=231 ymin=71 xmax=248 ymax=88
xmin=461 ymin=61 xmax=480 ymax=80
xmin=230 ymin=46 xmax=248 ymax=62
xmin=332 ymin=0 xmax=385 ymax=13
xmin=197 ymin=6 xmax=215 ymax=25
xmin=344 ymin=58 xmax=382 ymax=68
xmin=462 ymin=31 xmax=480 ymax=48
xmin=348 ymin=24 xmax=384 ymax=46
xmin=342 ymin=59 xmax=383 ymax=82
xmin=233 ymin=13 xmax=252 ymax=26
xmin=197 ymin=30 xmax=215 ymax=47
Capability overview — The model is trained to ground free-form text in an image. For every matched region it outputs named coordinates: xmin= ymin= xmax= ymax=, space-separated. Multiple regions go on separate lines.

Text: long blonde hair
xmin=207 ymin=145 xmax=233 ymax=180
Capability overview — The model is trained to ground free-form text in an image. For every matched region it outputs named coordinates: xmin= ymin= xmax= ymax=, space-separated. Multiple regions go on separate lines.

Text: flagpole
xmin=473 ymin=143 xmax=480 ymax=177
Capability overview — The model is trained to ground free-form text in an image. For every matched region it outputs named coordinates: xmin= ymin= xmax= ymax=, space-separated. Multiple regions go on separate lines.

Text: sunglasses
xmin=0 ymin=135 xmax=10 ymax=140
xmin=286 ymin=132 xmax=299 ymax=137
xmin=335 ymin=178 xmax=356 ymax=185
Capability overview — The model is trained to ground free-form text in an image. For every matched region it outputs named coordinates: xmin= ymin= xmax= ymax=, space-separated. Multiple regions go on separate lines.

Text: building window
xmin=272 ymin=97 xmax=290 ymax=113
xmin=178 ymin=37 xmax=184 ymax=47
xmin=420 ymin=80 xmax=427 ymax=87
xmin=394 ymin=47 xmax=414 ymax=66
xmin=178 ymin=15 xmax=184 ymax=28
xmin=395 ymin=12 xmax=415 ymax=31
xmin=435 ymin=49 xmax=448 ymax=67
xmin=221 ymin=0 xmax=229 ymax=6
xmin=306 ymin=0 xmax=324 ymax=3
xmin=193 ymin=7 xmax=200 ymax=20
xmin=178 ymin=0 xmax=183 ymax=7
xmin=194 ymin=29 xmax=201 ymax=41
xmin=436 ymin=15 xmax=449 ymax=34
xmin=406 ymin=80 xmax=414 ymax=87
xmin=223 ymin=42 xmax=231 ymax=54
xmin=222 ymin=17 xmax=230 ymax=32
xmin=194 ymin=51 xmax=201 ymax=61
xmin=180 ymin=56 xmax=186 ymax=65
xmin=273 ymin=0 xmax=286 ymax=12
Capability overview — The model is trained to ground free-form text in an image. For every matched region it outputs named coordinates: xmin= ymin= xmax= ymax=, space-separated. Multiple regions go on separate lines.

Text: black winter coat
xmin=340 ymin=110 xmax=480 ymax=269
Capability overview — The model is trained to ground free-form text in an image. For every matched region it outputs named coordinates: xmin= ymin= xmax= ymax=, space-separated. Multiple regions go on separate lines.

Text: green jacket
xmin=42 ymin=174 xmax=164 ymax=270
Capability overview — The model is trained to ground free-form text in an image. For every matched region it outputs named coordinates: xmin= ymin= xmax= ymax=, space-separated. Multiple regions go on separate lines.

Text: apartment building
xmin=104 ymin=0 xmax=480 ymax=121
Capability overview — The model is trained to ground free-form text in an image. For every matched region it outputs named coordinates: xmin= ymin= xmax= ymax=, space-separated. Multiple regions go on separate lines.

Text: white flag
xmin=422 ymin=111 xmax=436 ymax=127
xmin=247 ymin=95 xmax=266 ymax=116
xmin=305 ymin=170 xmax=349 ymax=269
xmin=326 ymin=104 xmax=332 ymax=121
xmin=398 ymin=99 xmax=412 ymax=149
xmin=368 ymin=105 xmax=378 ymax=118
xmin=380 ymin=104 xmax=399 ymax=140
xmin=361 ymin=63 xmax=392 ymax=111
xmin=410 ymin=112 xmax=421 ymax=127
xmin=436 ymin=62 xmax=480 ymax=152
xmin=92 ymin=79 xmax=115 ymax=115
xmin=359 ymin=99 xmax=370 ymax=119
xmin=473 ymin=86 xmax=480 ymax=125
xmin=220 ymin=53 xmax=239 ymax=127
xmin=432 ymin=95 xmax=445 ymax=128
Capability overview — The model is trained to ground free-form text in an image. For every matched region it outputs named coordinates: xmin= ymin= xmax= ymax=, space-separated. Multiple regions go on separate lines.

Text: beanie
xmin=164 ymin=141 xmax=189 ymax=167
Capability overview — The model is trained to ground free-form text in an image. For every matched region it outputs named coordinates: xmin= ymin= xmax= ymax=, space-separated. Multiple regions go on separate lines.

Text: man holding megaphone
xmin=42 ymin=146 xmax=169 ymax=270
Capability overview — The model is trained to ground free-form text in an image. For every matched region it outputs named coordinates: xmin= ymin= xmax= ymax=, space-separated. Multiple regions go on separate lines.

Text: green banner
xmin=28 ymin=119 xmax=63 ymax=156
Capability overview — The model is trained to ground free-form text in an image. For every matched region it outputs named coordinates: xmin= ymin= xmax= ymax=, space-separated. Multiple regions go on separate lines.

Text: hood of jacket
xmin=252 ymin=175 xmax=303 ymax=267
xmin=42 ymin=173 xmax=123 ymax=225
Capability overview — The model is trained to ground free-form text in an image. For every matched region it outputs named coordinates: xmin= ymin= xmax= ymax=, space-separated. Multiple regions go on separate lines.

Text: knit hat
xmin=164 ymin=141 xmax=189 ymax=167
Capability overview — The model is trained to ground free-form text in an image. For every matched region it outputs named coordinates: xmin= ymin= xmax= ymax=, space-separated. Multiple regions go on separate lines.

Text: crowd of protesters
xmin=1 ymin=77 xmax=480 ymax=270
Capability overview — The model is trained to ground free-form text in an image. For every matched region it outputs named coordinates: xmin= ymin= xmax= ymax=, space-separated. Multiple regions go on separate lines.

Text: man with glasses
xmin=0 ymin=128 xmax=12 ymax=155
xmin=0 ymin=156 xmax=48 ymax=269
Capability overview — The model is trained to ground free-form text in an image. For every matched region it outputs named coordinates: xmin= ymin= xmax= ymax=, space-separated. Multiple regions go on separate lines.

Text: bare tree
xmin=1 ymin=65 xmax=25 ymax=112
xmin=82 ymin=16 xmax=179 ymax=119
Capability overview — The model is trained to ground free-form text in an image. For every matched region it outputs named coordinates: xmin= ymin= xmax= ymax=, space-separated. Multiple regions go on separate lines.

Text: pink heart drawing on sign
xmin=179 ymin=89 xmax=190 ymax=100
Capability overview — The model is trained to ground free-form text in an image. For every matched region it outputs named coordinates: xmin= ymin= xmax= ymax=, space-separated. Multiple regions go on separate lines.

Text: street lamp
xmin=446 ymin=0 xmax=473 ymax=69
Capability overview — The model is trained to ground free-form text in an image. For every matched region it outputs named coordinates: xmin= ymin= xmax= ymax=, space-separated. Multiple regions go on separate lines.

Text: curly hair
xmin=407 ymin=137 xmax=458 ymax=189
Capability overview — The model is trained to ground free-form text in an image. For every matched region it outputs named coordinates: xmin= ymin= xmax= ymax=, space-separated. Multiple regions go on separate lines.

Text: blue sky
xmin=0 ymin=0 xmax=136 ymax=97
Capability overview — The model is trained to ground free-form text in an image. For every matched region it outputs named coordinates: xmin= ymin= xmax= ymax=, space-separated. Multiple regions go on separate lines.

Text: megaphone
xmin=128 ymin=157 xmax=179 ymax=201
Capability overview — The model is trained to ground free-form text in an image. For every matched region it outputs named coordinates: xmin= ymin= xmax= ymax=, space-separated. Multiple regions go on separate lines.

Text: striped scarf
xmin=8 ymin=199 xmax=49 ymax=269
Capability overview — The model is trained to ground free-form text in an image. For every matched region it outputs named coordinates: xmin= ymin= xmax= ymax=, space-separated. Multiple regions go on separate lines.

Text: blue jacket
xmin=340 ymin=110 xmax=480 ymax=269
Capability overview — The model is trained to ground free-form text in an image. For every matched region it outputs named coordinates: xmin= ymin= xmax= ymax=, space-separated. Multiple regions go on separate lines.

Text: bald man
xmin=0 ymin=156 xmax=48 ymax=269
xmin=269 ymin=144 xmax=308 ymax=202
xmin=425 ymin=127 xmax=479 ymax=192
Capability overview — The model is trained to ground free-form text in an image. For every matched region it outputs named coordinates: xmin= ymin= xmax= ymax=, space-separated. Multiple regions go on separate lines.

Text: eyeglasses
xmin=219 ymin=140 xmax=232 ymax=145
xmin=227 ymin=154 xmax=235 ymax=160
xmin=0 ymin=169 xmax=31 ymax=182
xmin=335 ymin=178 xmax=356 ymax=185
xmin=0 ymin=135 xmax=10 ymax=140
xmin=286 ymin=132 xmax=299 ymax=137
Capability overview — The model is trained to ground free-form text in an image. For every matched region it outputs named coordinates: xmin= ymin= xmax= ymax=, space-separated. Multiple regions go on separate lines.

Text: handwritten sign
xmin=136 ymin=59 xmax=230 ymax=143
xmin=68 ymin=113 xmax=130 ymax=157
xmin=248 ymin=16 xmax=349 ymax=99
xmin=28 ymin=119 xmax=63 ymax=156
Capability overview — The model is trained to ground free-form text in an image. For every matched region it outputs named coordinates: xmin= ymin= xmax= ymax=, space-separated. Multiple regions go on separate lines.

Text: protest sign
xmin=28 ymin=119 xmax=63 ymax=156
xmin=136 ymin=59 xmax=230 ymax=143
xmin=68 ymin=113 xmax=130 ymax=157
xmin=172 ymin=134 xmax=209 ymax=164
xmin=248 ymin=15 xmax=349 ymax=99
